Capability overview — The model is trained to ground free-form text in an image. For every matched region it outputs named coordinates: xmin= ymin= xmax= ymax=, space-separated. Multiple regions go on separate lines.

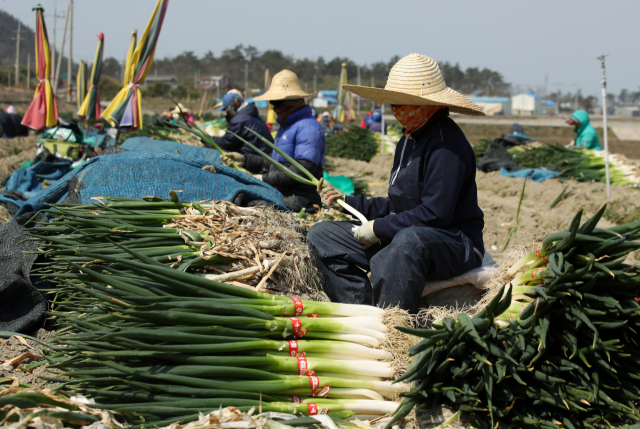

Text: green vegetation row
xmin=389 ymin=206 xmax=640 ymax=428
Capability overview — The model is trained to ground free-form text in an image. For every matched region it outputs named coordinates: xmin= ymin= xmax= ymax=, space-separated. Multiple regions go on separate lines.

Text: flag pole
xmin=597 ymin=55 xmax=611 ymax=201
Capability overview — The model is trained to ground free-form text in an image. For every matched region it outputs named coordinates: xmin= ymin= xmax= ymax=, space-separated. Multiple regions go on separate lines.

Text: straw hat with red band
xmin=254 ymin=70 xmax=316 ymax=101
xmin=342 ymin=53 xmax=485 ymax=117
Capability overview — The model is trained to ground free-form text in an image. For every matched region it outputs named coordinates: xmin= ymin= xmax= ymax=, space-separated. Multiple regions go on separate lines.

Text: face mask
xmin=272 ymin=99 xmax=306 ymax=122
xmin=390 ymin=104 xmax=446 ymax=135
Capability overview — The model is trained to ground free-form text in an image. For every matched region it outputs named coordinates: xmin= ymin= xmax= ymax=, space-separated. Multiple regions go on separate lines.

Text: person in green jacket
xmin=567 ymin=110 xmax=602 ymax=150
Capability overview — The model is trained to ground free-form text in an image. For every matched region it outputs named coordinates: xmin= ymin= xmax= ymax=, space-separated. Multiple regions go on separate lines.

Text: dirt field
xmin=0 ymin=134 xmax=38 ymax=180
xmin=0 ymin=329 xmax=59 ymax=388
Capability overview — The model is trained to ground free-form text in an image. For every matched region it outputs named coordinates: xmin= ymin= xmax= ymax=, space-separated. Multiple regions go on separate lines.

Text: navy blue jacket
xmin=345 ymin=108 xmax=484 ymax=253
xmin=213 ymin=102 xmax=273 ymax=157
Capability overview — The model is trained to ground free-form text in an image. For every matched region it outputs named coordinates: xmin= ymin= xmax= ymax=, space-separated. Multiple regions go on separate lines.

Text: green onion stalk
xmin=228 ymin=127 xmax=369 ymax=224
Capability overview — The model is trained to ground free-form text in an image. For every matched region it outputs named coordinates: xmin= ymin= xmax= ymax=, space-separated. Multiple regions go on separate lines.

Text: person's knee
xmin=307 ymin=221 xmax=336 ymax=248
xmin=392 ymin=226 xmax=426 ymax=250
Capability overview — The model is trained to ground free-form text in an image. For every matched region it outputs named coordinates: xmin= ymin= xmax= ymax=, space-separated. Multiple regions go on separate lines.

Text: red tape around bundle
xmin=297 ymin=354 xmax=309 ymax=375
xmin=532 ymin=267 xmax=545 ymax=284
xmin=288 ymin=340 xmax=299 ymax=357
xmin=306 ymin=403 xmax=329 ymax=415
xmin=536 ymin=249 xmax=549 ymax=262
xmin=289 ymin=317 xmax=307 ymax=338
xmin=291 ymin=395 xmax=301 ymax=403
xmin=290 ymin=297 xmax=304 ymax=316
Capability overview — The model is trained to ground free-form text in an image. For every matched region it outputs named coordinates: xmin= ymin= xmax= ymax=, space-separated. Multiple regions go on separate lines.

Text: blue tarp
xmin=9 ymin=150 xmax=286 ymax=222
xmin=500 ymin=167 xmax=560 ymax=183
xmin=3 ymin=160 xmax=72 ymax=200
xmin=120 ymin=137 xmax=223 ymax=165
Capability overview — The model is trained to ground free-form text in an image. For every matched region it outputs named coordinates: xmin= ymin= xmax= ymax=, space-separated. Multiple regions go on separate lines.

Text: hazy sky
xmin=2 ymin=0 xmax=638 ymax=98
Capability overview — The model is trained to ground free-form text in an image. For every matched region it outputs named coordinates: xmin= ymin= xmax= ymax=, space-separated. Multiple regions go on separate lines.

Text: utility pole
xmin=313 ymin=74 xmax=317 ymax=93
xmin=597 ymin=55 xmax=611 ymax=201
xmin=27 ymin=54 xmax=31 ymax=90
xmin=357 ymin=66 xmax=361 ymax=114
xmin=53 ymin=2 xmax=70 ymax=95
xmin=575 ymin=88 xmax=580 ymax=111
xmin=52 ymin=2 xmax=57 ymax=76
xmin=15 ymin=23 xmax=21 ymax=85
xmin=243 ymin=63 xmax=249 ymax=98
xmin=67 ymin=0 xmax=74 ymax=102
xmin=380 ymin=103 xmax=385 ymax=154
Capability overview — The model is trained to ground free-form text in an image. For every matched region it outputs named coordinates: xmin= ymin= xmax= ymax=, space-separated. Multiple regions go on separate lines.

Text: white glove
xmin=354 ymin=220 xmax=380 ymax=248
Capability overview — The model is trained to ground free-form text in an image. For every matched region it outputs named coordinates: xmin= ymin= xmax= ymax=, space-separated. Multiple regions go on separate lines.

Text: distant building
xmin=467 ymin=96 xmax=511 ymax=116
xmin=511 ymin=93 xmax=557 ymax=115
xmin=311 ymin=90 xmax=339 ymax=109
xmin=144 ymin=75 xmax=178 ymax=88
xmin=614 ymin=106 xmax=640 ymax=117
xmin=196 ymin=75 xmax=228 ymax=91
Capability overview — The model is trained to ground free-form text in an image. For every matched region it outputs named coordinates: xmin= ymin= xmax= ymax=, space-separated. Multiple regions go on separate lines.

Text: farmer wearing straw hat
xmin=253 ymin=70 xmax=326 ymax=212
xmin=307 ymin=54 xmax=485 ymax=313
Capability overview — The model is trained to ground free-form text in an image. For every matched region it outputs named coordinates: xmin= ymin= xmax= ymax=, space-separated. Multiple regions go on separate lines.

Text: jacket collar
xmin=277 ymin=105 xmax=312 ymax=127
xmin=403 ymin=107 xmax=450 ymax=141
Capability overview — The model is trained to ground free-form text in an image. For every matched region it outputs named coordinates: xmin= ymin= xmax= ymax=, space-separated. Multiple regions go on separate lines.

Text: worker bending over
xmin=307 ymin=54 xmax=485 ymax=313
xmin=216 ymin=92 xmax=274 ymax=174
xmin=567 ymin=110 xmax=602 ymax=150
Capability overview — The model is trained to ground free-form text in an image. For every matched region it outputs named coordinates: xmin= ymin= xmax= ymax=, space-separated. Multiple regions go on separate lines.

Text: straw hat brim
xmin=254 ymin=90 xmax=317 ymax=102
xmin=342 ymin=84 xmax=485 ymax=116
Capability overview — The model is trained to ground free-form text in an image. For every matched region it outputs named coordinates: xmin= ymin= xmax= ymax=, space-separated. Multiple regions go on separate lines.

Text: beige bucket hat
xmin=254 ymin=69 xmax=316 ymax=101
xmin=343 ymin=54 xmax=485 ymax=116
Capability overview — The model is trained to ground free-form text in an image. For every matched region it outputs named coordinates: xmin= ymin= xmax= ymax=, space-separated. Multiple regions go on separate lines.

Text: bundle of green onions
xmin=27 ymin=196 xmax=317 ymax=291
xmin=25 ymin=219 xmax=406 ymax=426
xmin=325 ymin=126 xmax=379 ymax=162
xmin=387 ymin=206 xmax=640 ymax=428
xmin=510 ymin=143 xmax=633 ymax=185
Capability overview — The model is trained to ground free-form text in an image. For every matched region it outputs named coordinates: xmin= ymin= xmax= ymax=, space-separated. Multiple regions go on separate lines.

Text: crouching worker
xmin=566 ymin=110 xmax=601 ymax=150
xmin=307 ymin=54 xmax=485 ymax=313
xmin=253 ymin=70 xmax=326 ymax=213
xmin=215 ymin=92 xmax=275 ymax=174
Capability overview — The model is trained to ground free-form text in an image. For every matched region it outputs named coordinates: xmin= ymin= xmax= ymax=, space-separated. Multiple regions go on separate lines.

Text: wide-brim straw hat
xmin=343 ymin=54 xmax=485 ymax=116
xmin=254 ymin=69 xmax=316 ymax=101
xmin=213 ymin=89 xmax=243 ymax=109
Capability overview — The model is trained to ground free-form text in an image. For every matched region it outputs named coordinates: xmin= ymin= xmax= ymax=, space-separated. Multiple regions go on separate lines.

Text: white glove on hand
xmin=221 ymin=152 xmax=245 ymax=168
xmin=316 ymin=178 xmax=345 ymax=210
xmin=354 ymin=220 xmax=380 ymax=249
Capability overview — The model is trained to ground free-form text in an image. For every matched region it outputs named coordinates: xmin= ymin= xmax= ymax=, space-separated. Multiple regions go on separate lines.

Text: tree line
xmin=100 ymin=44 xmax=512 ymax=97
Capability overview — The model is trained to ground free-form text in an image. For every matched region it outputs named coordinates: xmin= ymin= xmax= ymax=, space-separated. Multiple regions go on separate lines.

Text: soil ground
xmin=0 ymin=329 xmax=59 ymax=388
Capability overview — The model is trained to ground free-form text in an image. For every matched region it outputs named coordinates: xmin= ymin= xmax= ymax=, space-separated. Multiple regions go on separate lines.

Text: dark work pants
xmin=307 ymin=221 xmax=482 ymax=313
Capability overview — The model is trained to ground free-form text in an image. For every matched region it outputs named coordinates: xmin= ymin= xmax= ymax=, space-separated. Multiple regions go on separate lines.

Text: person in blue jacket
xmin=365 ymin=108 xmax=387 ymax=134
xmin=306 ymin=54 xmax=486 ymax=313
xmin=567 ymin=110 xmax=601 ymax=150
xmin=215 ymin=92 xmax=274 ymax=173
xmin=253 ymin=70 xmax=325 ymax=212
